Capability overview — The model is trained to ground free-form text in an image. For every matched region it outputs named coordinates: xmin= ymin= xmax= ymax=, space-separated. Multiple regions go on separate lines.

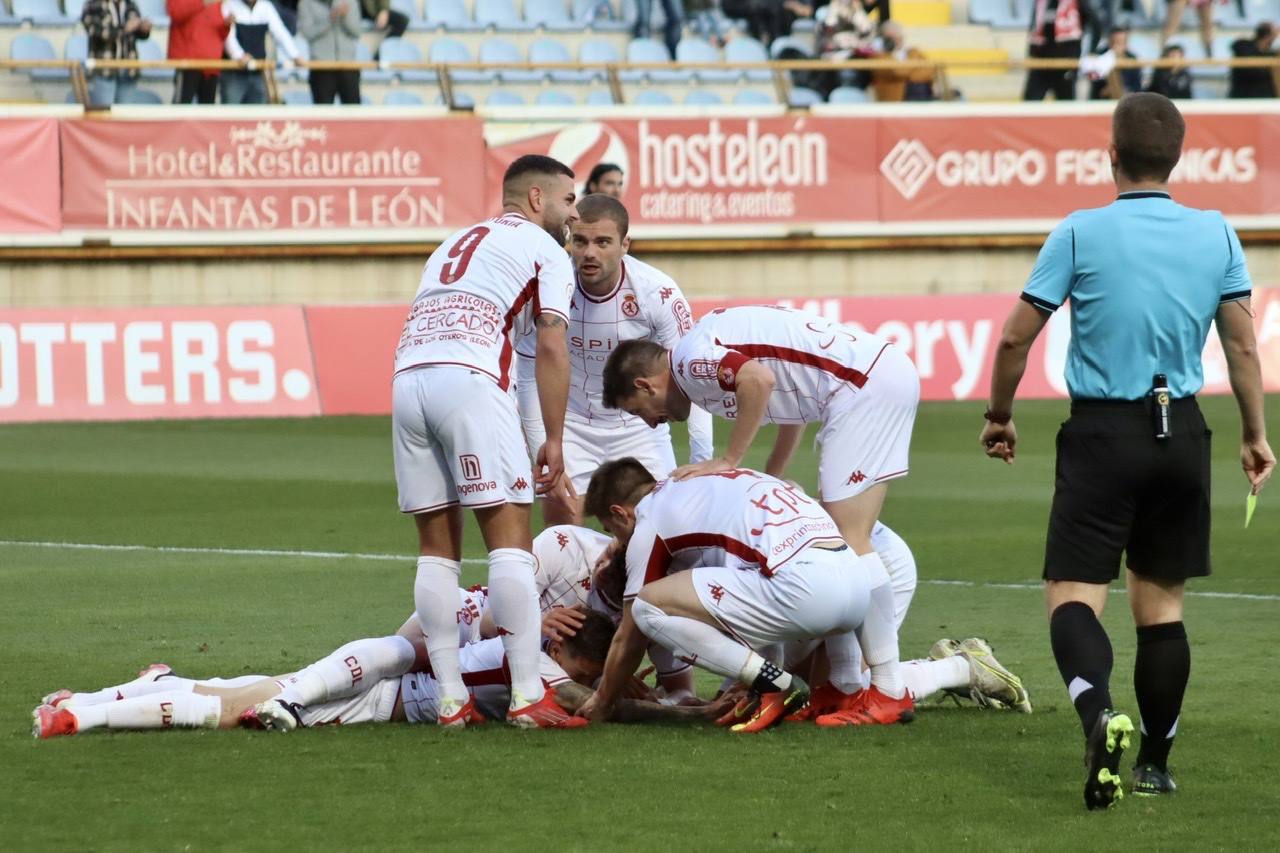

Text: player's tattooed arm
xmin=556 ymin=680 xmax=721 ymax=723
xmin=535 ymin=314 xmax=567 ymax=329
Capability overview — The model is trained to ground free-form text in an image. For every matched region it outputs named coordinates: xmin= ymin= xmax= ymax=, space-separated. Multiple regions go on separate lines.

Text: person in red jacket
xmin=167 ymin=0 xmax=232 ymax=104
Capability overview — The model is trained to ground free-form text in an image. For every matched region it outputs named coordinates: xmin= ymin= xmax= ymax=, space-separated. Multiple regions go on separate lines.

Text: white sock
xmin=631 ymin=598 xmax=757 ymax=685
xmin=72 ymin=692 xmax=221 ymax=732
xmin=199 ymin=676 xmax=269 ymax=689
xmin=276 ymin=637 xmax=415 ymax=707
xmin=65 ymin=673 xmax=196 ymax=708
xmin=414 ymin=556 xmax=467 ymax=706
xmin=901 ymin=656 xmax=971 ymax=701
xmin=855 ymin=552 xmax=905 ymax=699
xmin=824 ymin=630 xmax=867 ymax=694
xmin=487 ymin=548 xmax=544 ymax=708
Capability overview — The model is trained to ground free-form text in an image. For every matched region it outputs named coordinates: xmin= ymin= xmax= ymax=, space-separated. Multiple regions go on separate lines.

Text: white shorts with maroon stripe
xmin=562 ymin=417 xmax=677 ymax=494
xmin=688 ymin=547 xmax=871 ymax=652
xmin=298 ymin=677 xmax=400 ymax=728
xmin=817 ymin=344 xmax=920 ymax=503
xmin=392 ymin=365 xmax=534 ymax=513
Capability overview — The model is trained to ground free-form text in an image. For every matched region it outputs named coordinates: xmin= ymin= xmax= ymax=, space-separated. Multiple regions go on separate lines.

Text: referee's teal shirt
xmin=1022 ymin=191 xmax=1252 ymax=400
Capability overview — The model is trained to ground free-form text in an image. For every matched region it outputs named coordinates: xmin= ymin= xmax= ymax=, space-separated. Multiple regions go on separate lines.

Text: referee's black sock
xmin=1133 ymin=621 xmax=1190 ymax=771
xmin=1050 ymin=601 xmax=1114 ymax=738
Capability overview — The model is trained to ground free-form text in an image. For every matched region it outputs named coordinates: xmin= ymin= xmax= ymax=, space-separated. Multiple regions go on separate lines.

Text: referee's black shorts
xmin=1044 ymin=397 xmax=1211 ymax=583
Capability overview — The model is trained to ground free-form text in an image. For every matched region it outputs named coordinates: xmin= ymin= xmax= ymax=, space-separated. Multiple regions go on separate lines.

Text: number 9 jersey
xmin=394 ymin=213 xmax=575 ymax=391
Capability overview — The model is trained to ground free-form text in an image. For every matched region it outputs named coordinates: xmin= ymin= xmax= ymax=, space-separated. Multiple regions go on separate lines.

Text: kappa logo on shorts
xmin=707 ymin=583 xmax=726 ymax=605
xmin=460 ymin=454 xmax=483 ymax=481
xmin=513 ymin=477 xmax=529 ymax=491
xmin=847 ymin=470 xmax=867 ymax=485
xmin=556 ymin=531 xmax=569 ymax=550
xmin=621 ymin=294 xmax=640 ymax=317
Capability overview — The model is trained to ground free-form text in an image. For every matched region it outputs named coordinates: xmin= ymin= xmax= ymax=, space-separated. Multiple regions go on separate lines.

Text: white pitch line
xmin=2 ymin=539 xmax=1278 ymax=602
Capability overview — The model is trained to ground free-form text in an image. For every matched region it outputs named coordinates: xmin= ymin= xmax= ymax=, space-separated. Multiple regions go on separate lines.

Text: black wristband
xmin=984 ymin=408 xmax=1012 ymax=425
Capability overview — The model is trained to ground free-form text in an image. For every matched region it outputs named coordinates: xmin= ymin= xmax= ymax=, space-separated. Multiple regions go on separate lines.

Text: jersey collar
xmin=578 ymin=258 xmax=627 ymax=303
xmin=1116 ymin=191 xmax=1171 ymax=200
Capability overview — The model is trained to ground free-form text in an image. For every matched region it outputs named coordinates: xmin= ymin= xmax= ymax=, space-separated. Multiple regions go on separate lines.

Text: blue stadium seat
xmin=486 ymin=89 xmax=526 ymax=105
xmin=356 ymin=40 xmax=393 ymax=82
xmin=585 ymin=88 xmax=615 ymax=104
xmin=683 ymin=88 xmax=723 ymax=104
xmin=384 ymin=88 xmax=425 ymax=104
xmin=624 ymin=37 xmax=686 ymax=83
xmin=770 ymin=35 xmax=813 ymax=59
xmin=481 ymin=37 xmax=540 ymax=82
xmin=64 ymin=0 xmax=86 ymax=19
xmin=531 ymin=37 xmax=592 ymax=82
xmin=122 ymin=87 xmax=164 ymax=104
xmin=535 ymin=88 xmax=576 ymax=104
xmin=135 ymin=0 xmax=168 ymax=25
xmin=574 ymin=0 xmax=630 ymax=29
xmin=135 ymin=37 xmax=170 ymax=80
xmin=430 ymin=36 xmax=489 ymax=82
xmin=579 ymin=38 xmax=620 ymax=63
xmin=382 ymin=36 xmax=435 ymax=83
xmin=475 ymin=0 xmax=533 ymax=29
xmin=725 ymin=35 xmax=771 ymax=82
xmin=10 ymin=32 xmax=66 ymax=80
xmin=64 ymin=32 xmax=87 ymax=61
xmin=676 ymin=37 xmax=738 ymax=82
xmin=788 ymin=85 xmax=823 ymax=107
xmin=282 ymin=89 xmax=314 ymax=105
xmin=289 ymin=38 xmax=310 ymax=80
xmin=423 ymin=0 xmax=480 ymax=29
xmin=13 ymin=0 xmax=71 ymax=24
xmin=632 ymin=89 xmax=674 ymax=105
xmin=968 ymin=0 xmax=999 ymax=24
xmin=525 ymin=0 xmax=577 ymax=30
xmin=828 ymin=85 xmax=870 ymax=103
xmin=435 ymin=91 xmax=476 ymax=107
xmin=733 ymin=88 xmax=774 ymax=105
xmin=990 ymin=0 xmax=1032 ymax=30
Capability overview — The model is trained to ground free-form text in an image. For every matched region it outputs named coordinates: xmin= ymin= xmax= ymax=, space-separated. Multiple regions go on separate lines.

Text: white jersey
xmin=623 ymin=469 xmax=841 ymax=600
xmin=517 ymin=256 xmax=713 ymax=461
xmin=670 ymin=305 xmax=895 ymax=424
xmin=399 ymin=638 xmax=572 ymax=724
xmin=533 ymin=524 xmax=612 ymax=611
xmin=394 ymin=213 xmax=574 ymax=390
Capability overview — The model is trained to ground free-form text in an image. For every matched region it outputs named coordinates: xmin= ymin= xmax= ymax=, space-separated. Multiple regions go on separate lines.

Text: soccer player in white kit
xmin=391 ymin=154 xmax=581 ymax=729
xmin=516 ymin=194 xmax=713 ymax=525
xmin=578 ymin=458 xmax=907 ymax=732
xmin=600 ymin=305 xmax=921 ymax=725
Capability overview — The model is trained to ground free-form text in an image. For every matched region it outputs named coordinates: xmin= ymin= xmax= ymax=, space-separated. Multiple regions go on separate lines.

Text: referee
xmin=980 ymin=93 xmax=1274 ymax=811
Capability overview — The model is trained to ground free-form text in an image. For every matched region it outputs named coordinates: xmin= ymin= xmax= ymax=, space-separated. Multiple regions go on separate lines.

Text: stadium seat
xmin=725 ymin=35 xmax=771 ymax=82
xmin=481 ymin=38 xmax=540 ymax=82
xmin=475 ymin=0 xmax=533 ymax=29
xmin=390 ymin=0 xmax=419 ymax=23
xmin=282 ymin=89 xmax=314 ymax=105
xmin=531 ymin=37 xmax=592 ymax=83
xmin=430 ymin=37 xmax=489 ymax=82
xmin=122 ymin=87 xmax=164 ymax=104
xmin=573 ymin=0 xmax=632 ymax=30
xmin=828 ymin=84 xmax=871 ymax=103
xmin=968 ymin=0 xmax=999 ymax=24
xmin=585 ymin=88 xmax=615 ymax=104
xmin=787 ymin=85 xmax=823 ymax=107
xmin=435 ymin=90 xmax=476 ymax=107
xmin=64 ymin=32 xmax=87 ymax=61
xmin=135 ymin=38 xmax=171 ymax=80
xmin=990 ymin=0 xmax=1032 ymax=30
xmin=289 ymin=38 xmax=310 ymax=81
xmin=10 ymin=32 xmax=66 ymax=80
xmin=64 ymin=0 xmax=85 ymax=18
xmin=770 ymin=35 xmax=813 ymax=59
xmin=535 ymin=88 xmax=576 ymax=104
xmin=676 ymin=37 xmax=738 ymax=83
xmin=423 ymin=0 xmax=480 ymax=29
xmin=579 ymin=38 xmax=620 ymax=63
xmin=380 ymin=36 xmax=436 ymax=83
xmin=135 ymin=0 xmax=168 ymax=25
xmin=355 ymin=40 xmax=393 ymax=82
xmin=383 ymin=88 xmax=425 ymax=104
xmin=632 ymin=89 xmax=673 ymax=104
xmin=624 ymin=37 xmax=686 ymax=83
xmin=13 ymin=0 xmax=71 ymax=24
xmin=733 ymin=88 xmax=774 ymax=105
xmin=683 ymin=88 xmax=723 ymax=104
xmin=486 ymin=89 xmax=526 ymax=105
xmin=525 ymin=0 xmax=577 ymax=30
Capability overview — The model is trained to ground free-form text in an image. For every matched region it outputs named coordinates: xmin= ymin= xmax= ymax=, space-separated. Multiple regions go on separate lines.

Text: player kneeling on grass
xmin=577 ymin=458 xmax=910 ymax=732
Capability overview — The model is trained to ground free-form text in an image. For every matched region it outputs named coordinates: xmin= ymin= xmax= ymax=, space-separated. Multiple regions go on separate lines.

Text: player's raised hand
xmin=535 ymin=440 xmax=566 ymax=494
xmin=1242 ymin=436 xmax=1275 ymax=495
xmin=670 ymin=456 xmax=733 ymax=481
xmin=541 ymin=605 xmax=586 ymax=641
xmin=980 ymin=420 xmax=1017 ymax=464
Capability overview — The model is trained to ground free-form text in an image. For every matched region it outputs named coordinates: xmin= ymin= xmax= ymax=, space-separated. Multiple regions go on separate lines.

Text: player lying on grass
xmin=33 ymin=609 xmax=723 ymax=739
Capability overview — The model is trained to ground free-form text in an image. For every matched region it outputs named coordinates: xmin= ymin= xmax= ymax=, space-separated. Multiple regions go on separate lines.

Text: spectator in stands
xmin=167 ymin=0 xmax=232 ymax=104
xmin=275 ymin=0 xmax=300 ymax=34
xmin=635 ymin=0 xmax=684 ymax=57
xmin=1161 ymin=0 xmax=1219 ymax=59
xmin=1024 ymin=0 xmax=1090 ymax=101
xmin=223 ymin=0 xmax=304 ymax=103
xmin=360 ymin=0 xmax=409 ymax=54
xmin=721 ymin=0 xmax=815 ymax=46
xmin=868 ymin=20 xmax=934 ymax=101
xmin=300 ymin=0 xmax=361 ymax=104
xmin=818 ymin=0 xmax=876 ymax=58
xmin=1145 ymin=43 xmax=1192 ymax=99
xmin=1229 ymin=22 xmax=1277 ymax=98
xmin=1085 ymin=26 xmax=1140 ymax=99
xmin=586 ymin=163 xmax=625 ymax=197
xmin=81 ymin=0 xmax=153 ymax=106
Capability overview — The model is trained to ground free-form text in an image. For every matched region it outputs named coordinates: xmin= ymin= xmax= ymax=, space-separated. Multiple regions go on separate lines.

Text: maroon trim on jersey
xmin=643 ymin=534 xmax=673 ymax=587
xmin=717 ymin=341 xmax=869 ymax=389
xmin=497 ymin=269 xmax=541 ymax=391
xmin=717 ymin=351 xmax=750 ymax=392
xmin=461 ymin=658 xmax=513 ymax=687
xmin=578 ymin=259 xmax=626 ymax=304
xmin=663 ymin=532 xmax=775 ymax=577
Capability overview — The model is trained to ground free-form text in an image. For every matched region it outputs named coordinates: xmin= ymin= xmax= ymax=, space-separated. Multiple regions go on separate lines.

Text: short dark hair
xmin=586 ymin=162 xmax=623 ymax=192
xmin=1111 ymin=93 xmax=1184 ymax=183
xmin=575 ymin=193 xmax=629 ymax=238
xmin=592 ymin=547 xmax=627 ymax=615
xmin=601 ymin=339 xmax=666 ymax=408
xmin=1256 ymin=22 xmax=1274 ymax=40
xmin=502 ymin=155 xmax=574 ymax=195
xmin=583 ymin=457 xmax=657 ymax=520
xmin=561 ymin=610 xmax=617 ymax=662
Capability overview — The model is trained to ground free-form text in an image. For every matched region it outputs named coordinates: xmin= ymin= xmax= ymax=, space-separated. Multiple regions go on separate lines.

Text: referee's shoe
xmin=1083 ymin=709 xmax=1134 ymax=810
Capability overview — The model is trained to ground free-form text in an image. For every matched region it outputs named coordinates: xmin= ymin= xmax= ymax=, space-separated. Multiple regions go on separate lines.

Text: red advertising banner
xmin=0 ymin=118 xmax=62 ymax=233
xmin=306 ymin=304 xmax=404 ymax=416
xmin=58 ymin=116 xmax=486 ymax=237
xmin=0 ymin=307 xmax=320 ymax=422
xmin=874 ymin=111 xmax=1279 ymax=224
xmin=484 ymin=116 xmax=877 ymax=230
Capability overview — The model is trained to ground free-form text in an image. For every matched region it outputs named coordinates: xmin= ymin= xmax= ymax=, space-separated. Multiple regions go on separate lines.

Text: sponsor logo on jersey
xmin=512 ymin=477 xmax=529 ymax=491
xmin=672 ymin=299 xmax=693 ymax=332
xmin=847 ymin=470 xmax=867 ymax=485
xmin=457 ymin=597 xmax=481 ymax=626
xmin=707 ymin=583 xmax=725 ymax=605
xmin=621 ymin=294 xmax=640 ymax=317
xmin=659 ymin=287 xmax=674 ymax=303
xmin=689 ymin=359 xmax=719 ymax=380
xmin=556 ymin=531 xmax=570 ymax=550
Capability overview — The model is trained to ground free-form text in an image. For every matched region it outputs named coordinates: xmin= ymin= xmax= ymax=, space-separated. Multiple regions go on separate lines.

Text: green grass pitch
xmin=2 ymin=398 xmax=1279 ymax=851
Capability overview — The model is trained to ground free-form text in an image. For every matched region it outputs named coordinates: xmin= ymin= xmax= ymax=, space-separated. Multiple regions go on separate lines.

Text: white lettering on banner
xmin=912 ymin=320 xmax=946 ymax=378
xmin=0 ymin=325 xmax=18 ymax=407
xmin=227 ymin=321 xmax=275 ymax=403
xmin=946 ymin=320 xmax=992 ymax=399
xmin=124 ymin=322 xmax=165 ymax=405
xmin=172 ymin=322 xmax=220 ymax=405
xmin=1169 ymin=147 xmax=1257 ymax=184
xmin=937 ymin=150 xmax=1046 ymax=189
xmin=19 ymin=323 xmax=66 ymax=406
xmin=70 ymin=323 xmax=116 ymax=405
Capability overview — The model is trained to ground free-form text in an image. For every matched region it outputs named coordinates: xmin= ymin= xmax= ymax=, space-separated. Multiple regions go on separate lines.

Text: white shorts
xmin=563 ymin=417 xmax=677 ymax=494
xmin=690 ymin=548 xmax=870 ymax=652
xmin=817 ymin=344 xmax=920 ymax=503
xmin=393 ymin=366 xmax=534 ymax=513
xmin=399 ymin=672 xmax=441 ymax=725
xmin=298 ymin=677 xmax=400 ymax=728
